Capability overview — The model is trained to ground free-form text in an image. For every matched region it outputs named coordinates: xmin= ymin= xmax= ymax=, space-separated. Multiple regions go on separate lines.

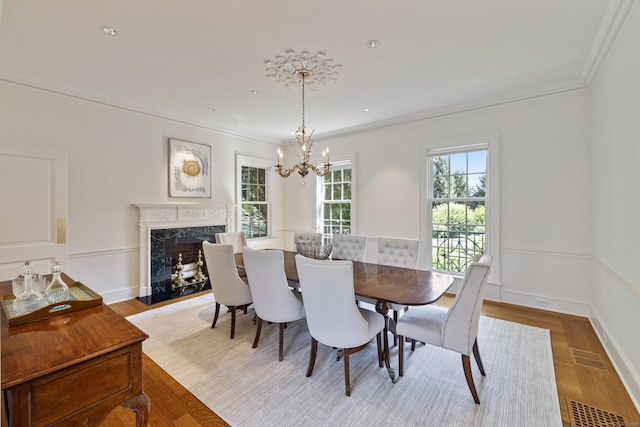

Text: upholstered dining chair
xmin=292 ymin=231 xmax=322 ymax=252
xmin=295 ymin=254 xmax=386 ymax=396
xmin=358 ymin=237 xmax=420 ymax=345
xmin=215 ymin=231 xmax=248 ymax=254
xmin=396 ymin=254 xmax=493 ymax=404
xmin=242 ymin=247 xmax=306 ymax=361
xmin=202 ymin=241 xmax=253 ymax=339
xmin=331 ymin=234 xmax=367 ymax=262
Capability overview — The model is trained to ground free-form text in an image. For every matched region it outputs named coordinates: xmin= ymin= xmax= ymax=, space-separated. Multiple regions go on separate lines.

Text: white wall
xmin=0 ymin=83 xmax=284 ymax=302
xmin=590 ymin=3 xmax=640 ymax=408
xmin=289 ymin=90 xmax=592 ymax=314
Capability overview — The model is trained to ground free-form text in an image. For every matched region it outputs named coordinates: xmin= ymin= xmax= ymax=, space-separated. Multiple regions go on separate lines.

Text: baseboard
xmin=101 ymin=286 xmax=142 ymax=305
xmin=486 ymin=286 xmax=591 ymax=317
xmin=590 ymin=307 xmax=640 ymax=413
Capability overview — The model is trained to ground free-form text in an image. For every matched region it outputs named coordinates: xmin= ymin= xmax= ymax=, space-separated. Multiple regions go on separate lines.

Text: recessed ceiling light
xmin=363 ymin=108 xmax=371 ymax=112
xmin=249 ymin=90 xmax=258 ymax=95
xmin=365 ymin=39 xmax=380 ymax=48
xmin=100 ymin=26 xmax=117 ymax=36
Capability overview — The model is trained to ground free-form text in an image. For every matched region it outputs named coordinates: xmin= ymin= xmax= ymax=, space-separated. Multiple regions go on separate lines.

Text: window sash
xmin=421 ymin=135 xmax=499 ymax=283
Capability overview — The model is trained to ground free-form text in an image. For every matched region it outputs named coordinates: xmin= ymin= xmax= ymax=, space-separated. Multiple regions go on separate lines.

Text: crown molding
xmin=316 ymin=81 xmax=589 ymax=140
xmin=0 ymin=76 xmax=281 ymax=146
xmin=581 ymin=0 xmax=638 ymax=85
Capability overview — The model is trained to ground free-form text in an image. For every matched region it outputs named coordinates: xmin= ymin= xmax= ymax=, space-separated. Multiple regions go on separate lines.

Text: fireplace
xmin=150 ymin=225 xmax=225 ymax=295
xmin=135 ymin=204 xmax=231 ymax=303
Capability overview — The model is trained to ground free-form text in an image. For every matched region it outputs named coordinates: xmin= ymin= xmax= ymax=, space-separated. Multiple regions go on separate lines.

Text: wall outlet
xmin=534 ymin=298 xmax=549 ymax=308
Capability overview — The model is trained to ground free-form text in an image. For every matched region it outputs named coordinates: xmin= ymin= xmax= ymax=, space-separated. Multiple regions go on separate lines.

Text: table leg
xmin=375 ymin=300 xmax=396 ymax=383
xmin=121 ymin=392 xmax=150 ymax=427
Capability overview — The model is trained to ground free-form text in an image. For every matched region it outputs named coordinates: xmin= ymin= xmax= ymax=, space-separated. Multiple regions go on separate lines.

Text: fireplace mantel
xmin=134 ymin=203 xmax=232 ymax=297
xmin=135 ymin=203 xmax=231 ymax=229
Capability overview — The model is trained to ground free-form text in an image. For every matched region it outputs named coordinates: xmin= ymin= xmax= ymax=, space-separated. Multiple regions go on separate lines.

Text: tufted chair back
xmin=331 ymin=234 xmax=367 ymax=262
xmin=376 ymin=237 xmax=419 ymax=268
xmin=293 ymin=231 xmax=322 ymax=251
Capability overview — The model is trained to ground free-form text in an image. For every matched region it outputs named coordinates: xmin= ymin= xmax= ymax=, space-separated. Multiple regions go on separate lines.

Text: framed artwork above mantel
xmin=169 ymin=138 xmax=211 ymax=198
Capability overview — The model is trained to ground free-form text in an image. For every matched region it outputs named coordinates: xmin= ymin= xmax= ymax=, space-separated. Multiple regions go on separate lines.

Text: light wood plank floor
xmin=102 ymin=291 xmax=639 ymax=426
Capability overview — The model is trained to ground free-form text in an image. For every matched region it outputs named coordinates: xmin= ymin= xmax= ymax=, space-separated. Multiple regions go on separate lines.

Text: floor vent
xmin=571 ymin=348 xmax=607 ymax=370
xmin=567 ymin=399 xmax=628 ymax=427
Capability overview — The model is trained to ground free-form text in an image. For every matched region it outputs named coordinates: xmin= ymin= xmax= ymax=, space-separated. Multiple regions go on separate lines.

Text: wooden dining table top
xmin=237 ymin=250 xmax=454 ymax=307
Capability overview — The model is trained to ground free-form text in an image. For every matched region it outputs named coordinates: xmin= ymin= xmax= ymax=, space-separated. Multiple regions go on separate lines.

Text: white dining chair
xmin=295 ymin=254 xmax=386 ymax=396
xmin=215 ymin=231 xmax=248 ymax=254
xmin=396 ymin=254 xmax=493 ymax=404
xmin=202 ymin=241 xmax=253 ymax=339
xmin=292 ymin=231 xmax=322 ymax=252
xmin=331 ymin=234 xmax=367 ymax=262
xmin=242 ymin=247 xmax=306 ymax=361
xmin=358 ymin=237 xmax=420 ymax=345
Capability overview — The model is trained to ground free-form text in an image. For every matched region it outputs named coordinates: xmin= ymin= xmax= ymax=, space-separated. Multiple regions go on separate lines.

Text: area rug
xmin=127 ymin=294 xmax=562 ymax=426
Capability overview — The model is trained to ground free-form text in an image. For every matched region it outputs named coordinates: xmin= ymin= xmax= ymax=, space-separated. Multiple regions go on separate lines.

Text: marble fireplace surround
xmin=135 ymin=204 xmax=231 ymax=297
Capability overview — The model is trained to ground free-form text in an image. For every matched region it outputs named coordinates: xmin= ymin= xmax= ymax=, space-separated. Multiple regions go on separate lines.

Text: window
xmin=430 ymin=150 xmax=486 ymax=272
xmin=238 ymin=156 xmax=272 ymax=239
xmin=317 ymin=156 xmax=355 ymax=241
xmin=422 ymin=134 xmax=499 ymax=281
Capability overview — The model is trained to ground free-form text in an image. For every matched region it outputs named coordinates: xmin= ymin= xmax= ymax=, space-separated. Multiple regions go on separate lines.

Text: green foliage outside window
xmin=241 ymin=166 xmax=268 ymax=238
xmin=431 ymin=151 xmax=486 ymax=273
xmin=321 ymin=167 xmax=352 ymax=239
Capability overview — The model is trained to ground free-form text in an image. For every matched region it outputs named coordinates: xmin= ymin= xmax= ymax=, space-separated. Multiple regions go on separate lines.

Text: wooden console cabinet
xmin=1 ymin=276 xmax=149 ymax=426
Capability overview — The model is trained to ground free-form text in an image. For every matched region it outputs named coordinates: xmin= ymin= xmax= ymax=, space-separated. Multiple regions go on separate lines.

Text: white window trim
xmin=316 ymin=153 xmax=357 ymax=235
xmin=420 ymin=132 xmax=500 ymax=284
xmin=236 ymin=154 xmax=274 ymax=240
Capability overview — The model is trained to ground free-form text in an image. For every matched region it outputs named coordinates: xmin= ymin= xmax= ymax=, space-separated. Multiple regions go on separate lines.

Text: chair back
xmin=242 ymin=247 xmax=305 ymax=323
xmin=215 ymin=232 xmax=248 ymax=254
xmin=202 ymin=241 xmax=252 ymax=306
xmin=293 ymin=231 xmax=322 ymax=251
xmin=441 ymin=255 xmax=492 ymax=355
xmin=331 ymin=234 xmax=367 ymax=262
xmin=376 ymin=237 xmax=419 ymax=268
xmin=295 ymin=255 xmax=369 ymax=348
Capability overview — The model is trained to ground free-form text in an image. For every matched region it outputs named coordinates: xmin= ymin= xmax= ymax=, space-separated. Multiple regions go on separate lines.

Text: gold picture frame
xmin=169 ymin=139 xmax=211 ymax=198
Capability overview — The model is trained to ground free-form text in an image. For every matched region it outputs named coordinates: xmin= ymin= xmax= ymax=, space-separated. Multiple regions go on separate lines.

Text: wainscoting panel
xmin=68 ymin=247 xmax=140 ymax=304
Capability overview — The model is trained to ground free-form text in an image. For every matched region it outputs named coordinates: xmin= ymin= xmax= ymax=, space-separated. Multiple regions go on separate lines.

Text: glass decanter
xmin=12 ymin=261 xmax=45 ymax=315
xmin=45 ymin=261 xmax=70 ymax=304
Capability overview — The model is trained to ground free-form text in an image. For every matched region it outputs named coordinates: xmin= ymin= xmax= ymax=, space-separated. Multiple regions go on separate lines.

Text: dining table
xmin=236 ymin=250 xmax=454 ymax=382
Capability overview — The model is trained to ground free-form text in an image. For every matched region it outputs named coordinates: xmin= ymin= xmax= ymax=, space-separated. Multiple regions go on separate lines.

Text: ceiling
xmin=0 ymin=0 xmax=633 ymax=144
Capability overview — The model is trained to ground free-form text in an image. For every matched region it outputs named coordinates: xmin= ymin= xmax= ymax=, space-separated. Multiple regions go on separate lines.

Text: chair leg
xmin=398 ymin=335 xmax=405 ymax=376
xmin=393 ymin=310 xmax=399 ymax=346
xmin=252 ymin=317 xmax=263 ymax=348
xmin=343 ymin=348 xmax=351 ymax=396
xmin=306 ymin=338 xmax=318 ymax=377
xmin=411 ymin=339 xmax=416 ymax=351
xmin=211 ymin=302 xmax=221 ymax=328
xmin=278 ymin=323 xmax=285 ymax=362
xmin=376 ymin=331 xmax=383 ymax=368
xmin=230 ymin=306 xmax=236 ymax=339
xmin=473 ymin=339 xmax=486 ymax=376
xmin=462 ymin=354 xmax=480 ymax=404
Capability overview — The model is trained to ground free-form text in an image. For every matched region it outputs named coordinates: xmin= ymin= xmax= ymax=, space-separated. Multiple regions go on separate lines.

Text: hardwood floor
xmin=102 ymin=292 xmax=639 ymax=426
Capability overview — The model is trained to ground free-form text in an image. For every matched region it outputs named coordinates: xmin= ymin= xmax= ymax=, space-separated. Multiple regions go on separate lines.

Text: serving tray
xmin=1 ymin=280 xmax=103 ymax=327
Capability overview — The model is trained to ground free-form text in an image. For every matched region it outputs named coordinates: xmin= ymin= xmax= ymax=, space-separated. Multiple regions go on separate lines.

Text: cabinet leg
xmin=121 ymin=392 xmax=150 ymax=427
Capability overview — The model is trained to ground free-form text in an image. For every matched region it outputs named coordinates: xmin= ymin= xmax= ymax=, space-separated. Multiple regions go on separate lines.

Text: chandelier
xmin=265 ymin=50 xmax=341 ymax=183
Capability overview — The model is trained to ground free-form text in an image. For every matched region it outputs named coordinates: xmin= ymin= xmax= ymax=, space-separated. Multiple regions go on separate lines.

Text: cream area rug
xmin=127 ymin=294 xmax=562 ymax=426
